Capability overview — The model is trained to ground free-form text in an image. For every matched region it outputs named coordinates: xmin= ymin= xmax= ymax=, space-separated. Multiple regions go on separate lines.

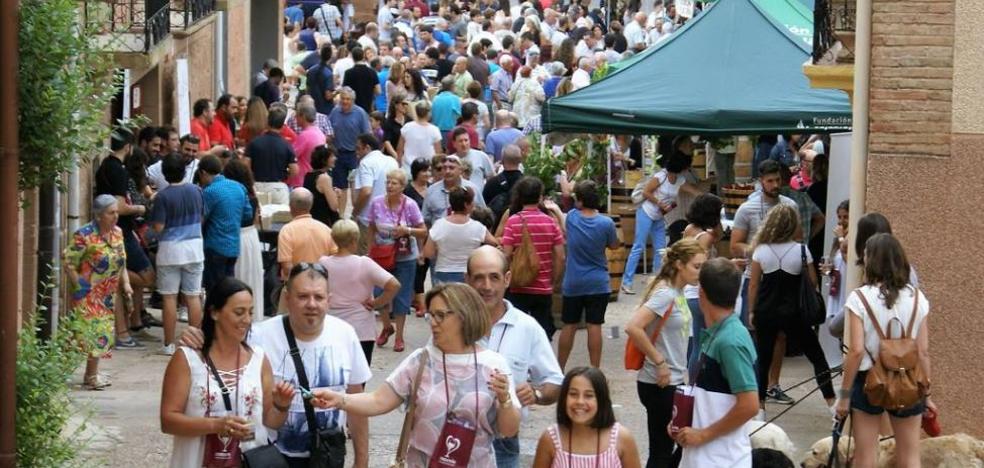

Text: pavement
xmin=71 ymin=276 xmax=840 ymax=467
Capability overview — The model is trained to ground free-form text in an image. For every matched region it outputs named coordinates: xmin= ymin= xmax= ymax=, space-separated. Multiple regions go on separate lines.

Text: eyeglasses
xmin=425 ymin=309 xmax=456 ymax=324
xmin=288 ymin=262 xmax=328 ymax=280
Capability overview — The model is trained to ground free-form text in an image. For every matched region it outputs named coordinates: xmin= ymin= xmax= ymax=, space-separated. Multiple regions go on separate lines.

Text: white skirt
xmin=235 ymin=225 xmax=265 ymax=322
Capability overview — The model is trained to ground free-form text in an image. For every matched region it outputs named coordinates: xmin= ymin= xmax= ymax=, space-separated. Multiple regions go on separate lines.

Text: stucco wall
xmin=867 ymin=0 xmax=984 ymax=436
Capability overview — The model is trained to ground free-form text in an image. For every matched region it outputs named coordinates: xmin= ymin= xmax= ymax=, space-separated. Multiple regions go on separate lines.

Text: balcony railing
xmin=812 ymin=0 xmax=856 ymax=64
xmin=83 ymin=0 xmax=217 ymax=54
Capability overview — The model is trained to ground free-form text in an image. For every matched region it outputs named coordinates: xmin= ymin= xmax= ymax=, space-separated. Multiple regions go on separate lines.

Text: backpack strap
xmin=905 ymin=289 xmax=920 ymax=338
xmin=854 ymin=290 xmax=883 ymax=364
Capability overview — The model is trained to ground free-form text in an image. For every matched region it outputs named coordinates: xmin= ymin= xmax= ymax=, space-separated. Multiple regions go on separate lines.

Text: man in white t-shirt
xmin=178 ymin=266 xmax=372 ymax=467
xmin=450 ymin=127 xmax=493 ymax=191
xmin=352 ymin=133 xmax=399 ymax=226
xmin=377 ymin=0 xmax=397 ymax=42
xmin=398 ymin=103 xmax=443 ymax=171
xmin=571 ymin=56 xmax=593 ymax=90
xmin=624 ymin=12 xmax=649 ymax=52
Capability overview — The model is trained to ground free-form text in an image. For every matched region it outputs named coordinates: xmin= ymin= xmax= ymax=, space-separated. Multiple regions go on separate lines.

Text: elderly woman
xmin=63 ymin=195 xmax=132 ymax=390
xmin=320 ymin=219 xmax=400 ymax=363
xmin=162 ymin=278 xmax=295 ymax=467
xmin=367 ymin=169 xmax=427 ymax=352
xmin=311 ymin=283 xmax=521 ymax=467
xmin=508 ymin=66 xmax=546 ymax=128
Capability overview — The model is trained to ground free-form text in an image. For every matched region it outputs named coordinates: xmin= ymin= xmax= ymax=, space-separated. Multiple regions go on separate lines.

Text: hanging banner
xmin=176 ymin=58 xmax=191 ymax=136
xmin=676 ymin=0 xmax=695 ymax=18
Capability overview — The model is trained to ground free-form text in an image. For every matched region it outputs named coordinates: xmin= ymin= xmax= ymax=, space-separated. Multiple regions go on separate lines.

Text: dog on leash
xmin=746 ymin=420 xmax=797 ymax=462
xmin=801 ymin=433 xmax=984 ymax=468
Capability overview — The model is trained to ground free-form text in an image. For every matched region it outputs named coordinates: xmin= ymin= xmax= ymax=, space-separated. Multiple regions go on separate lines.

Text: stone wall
xmin=866 ymin=0 xmax=983 ymax=436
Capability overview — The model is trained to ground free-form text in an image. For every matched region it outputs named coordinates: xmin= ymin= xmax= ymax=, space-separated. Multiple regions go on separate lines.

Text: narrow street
xmin=73 ymin=284 xmax=835 ymax=466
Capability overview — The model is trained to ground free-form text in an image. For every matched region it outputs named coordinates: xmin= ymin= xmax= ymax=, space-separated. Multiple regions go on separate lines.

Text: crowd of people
xmin=58 ymin=0 xmax=938 ymax=467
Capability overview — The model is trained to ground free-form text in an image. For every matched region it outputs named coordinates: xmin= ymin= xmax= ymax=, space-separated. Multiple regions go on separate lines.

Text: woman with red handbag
xmin=162 ymin=278 xmax=296 ymax=467
xmin=310 ymin=283 xmax=521 ymax=467
xmin=367 ymin=169 xmax=428 ymax=352
xmin=624 ymin=240 xmax=706 ymax=468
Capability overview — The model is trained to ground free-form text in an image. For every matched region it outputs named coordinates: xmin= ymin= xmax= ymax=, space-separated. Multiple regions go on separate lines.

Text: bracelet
xmin=654 ymin=359 xmax=667 ymax=368
xmin=341 ymin=393 xmax=348 ymax=409
xmin=837 ymin=388 xmax=851 ymax=399
xmin=273 ymin=401 xmax=290 ymax=412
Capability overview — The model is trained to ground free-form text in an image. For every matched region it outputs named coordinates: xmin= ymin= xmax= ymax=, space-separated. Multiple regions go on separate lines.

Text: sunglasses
xmin=288 ymin=262 xmax=328 ymax=280
xmin=425 ymin=309 xmax=456 ymax=324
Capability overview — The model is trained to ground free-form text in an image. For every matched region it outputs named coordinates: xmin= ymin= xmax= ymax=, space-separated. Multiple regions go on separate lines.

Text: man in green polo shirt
xmin=676 ymin=258 xmax=760 ymax=468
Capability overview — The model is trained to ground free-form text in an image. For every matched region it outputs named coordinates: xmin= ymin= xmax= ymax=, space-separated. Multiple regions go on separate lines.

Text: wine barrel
xmin=721 ymin=183 xmax=756 ymax=220
xmin=607 ymin=215 xmax=626 ymax=302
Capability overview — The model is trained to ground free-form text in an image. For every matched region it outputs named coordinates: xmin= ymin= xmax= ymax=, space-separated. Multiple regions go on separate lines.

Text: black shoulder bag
xmin=799 ymin=244 xmax=826 ymax=326
xmin=282 ymin=316 xmax=346 ymax=468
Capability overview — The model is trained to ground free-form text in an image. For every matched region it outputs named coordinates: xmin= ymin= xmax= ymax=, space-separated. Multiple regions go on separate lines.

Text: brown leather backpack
xmin=509 ymin=213 xmax=540 ymax=288
xmin=856 ymin=289 xmax=930 ymax=410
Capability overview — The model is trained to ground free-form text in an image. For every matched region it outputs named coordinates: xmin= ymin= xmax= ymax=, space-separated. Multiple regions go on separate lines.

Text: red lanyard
xmin=441 ymin=348 xmax=480 ymax=417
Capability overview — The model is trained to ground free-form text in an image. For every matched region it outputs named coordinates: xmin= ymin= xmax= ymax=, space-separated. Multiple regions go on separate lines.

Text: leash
xmin=748 ymin=366 xmax=844 ymax=437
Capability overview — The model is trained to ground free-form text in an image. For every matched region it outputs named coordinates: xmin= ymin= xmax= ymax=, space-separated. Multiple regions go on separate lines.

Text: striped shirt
xmin=502 ymin=207 xmax=564 ymax=295
xmin=547 ymin=423 xmax=624 ymax=468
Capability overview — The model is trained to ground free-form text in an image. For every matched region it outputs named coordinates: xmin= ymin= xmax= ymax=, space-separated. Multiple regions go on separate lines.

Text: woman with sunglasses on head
xmin=311 ymin=283 xmax=521 ymax=467
xmin=533 ymin=367 xmax=642 ymax=468
xmin=161 ymin=277 xmax=295 ymax=467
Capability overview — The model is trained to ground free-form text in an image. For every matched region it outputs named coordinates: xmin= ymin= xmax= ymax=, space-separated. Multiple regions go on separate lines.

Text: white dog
xmin=801 ymin=433 xmax=984 ymax=468
xmin=746 ymin=420 xmax=796 ymax=462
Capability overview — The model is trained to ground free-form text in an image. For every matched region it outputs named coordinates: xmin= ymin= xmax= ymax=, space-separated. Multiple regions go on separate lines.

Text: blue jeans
xmin=622 ymin=207 xmax=666 ymax=288
xmin=738 ymin=276 xmax=750 ymax=326
xmin=432 ymin=271 xmax=465 ymax=284
xmin=392 ymin=259 xmax=416 ymax=315
xmin=493 ymin=436 xmax=520 ymax=468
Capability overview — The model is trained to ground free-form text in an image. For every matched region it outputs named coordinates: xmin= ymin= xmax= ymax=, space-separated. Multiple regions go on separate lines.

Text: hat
xmin=263 ymin=58 xmax=279 ymax=69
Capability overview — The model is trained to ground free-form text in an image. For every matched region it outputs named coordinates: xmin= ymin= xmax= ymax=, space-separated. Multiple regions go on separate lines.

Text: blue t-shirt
xmin=562 ymin=210 xmax=618 ymax=296
xmin=306 ymin=64 xmax=335 ymax=115
xmin=202 ymin=175 xmax=253 ymax=258
xmin=375 ymin=68 xmax=390 ymax=112
xmin=299 ymin=29 xmax=318 ymax=53
xmin=284 ymin=6 xmax=304 ymax=26
xmin=149 ymin=183 xmax=204 ymax=265
xmin=431 ymin=91 xmax=461 ymax=132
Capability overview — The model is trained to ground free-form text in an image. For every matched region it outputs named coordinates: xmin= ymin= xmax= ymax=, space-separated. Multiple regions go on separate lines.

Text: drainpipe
xmin=36 ymin=182 xmax=61 ymax=339
xmin=215 ymin=10 xmax=227 ymax=96
xmin=0 ymin=0 xmax=20 ymax=466
xmin=845 ymin=0 xmax=871 ymax=292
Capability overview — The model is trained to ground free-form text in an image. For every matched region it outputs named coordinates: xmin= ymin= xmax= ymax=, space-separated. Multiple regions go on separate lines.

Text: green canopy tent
xmin=541 ymin=0 xmax=851 ymax=135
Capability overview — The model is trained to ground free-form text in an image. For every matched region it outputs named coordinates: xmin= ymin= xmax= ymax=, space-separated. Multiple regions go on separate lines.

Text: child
xmin=370 ymin=111 xmax=385 ymax=142
xmin=533 ymin=367 xmax=642 ymax=468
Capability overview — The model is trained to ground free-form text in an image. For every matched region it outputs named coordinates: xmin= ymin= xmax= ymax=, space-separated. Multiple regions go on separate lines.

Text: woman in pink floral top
xmin=312 ymin=283 xmax=521 ymax=467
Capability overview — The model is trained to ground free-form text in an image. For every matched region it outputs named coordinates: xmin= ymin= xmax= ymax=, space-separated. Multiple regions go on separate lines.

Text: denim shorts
xmin=850 ymin=370 xmax=926 ymax=418
xmin=375 ymin=259 xmax=416 ymax=316
xmin=157 ymin=262 xmax=204 ymax=296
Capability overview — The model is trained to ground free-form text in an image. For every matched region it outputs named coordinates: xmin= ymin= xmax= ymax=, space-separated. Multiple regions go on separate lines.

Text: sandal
xmin=376 ymin=325 xmax=395 ymax=347
xmin=83 ymin=374 xmax=111 ymax=391
xmin=394 ymin=339 xmax=405 ymax=352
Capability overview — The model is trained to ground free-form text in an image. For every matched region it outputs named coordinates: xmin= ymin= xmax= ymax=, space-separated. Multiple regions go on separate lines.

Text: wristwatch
xmin=498 ymin=398 xmax=513 ymax=409
xmin=533 ymin=388 xmax=543 ymax=405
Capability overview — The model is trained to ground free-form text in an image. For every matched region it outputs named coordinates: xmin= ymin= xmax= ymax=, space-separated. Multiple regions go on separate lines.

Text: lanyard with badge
xmin=671 ymin=326 xmax=720 ymax=436
xmin=429 ymin=350 xmax=480 ymax=468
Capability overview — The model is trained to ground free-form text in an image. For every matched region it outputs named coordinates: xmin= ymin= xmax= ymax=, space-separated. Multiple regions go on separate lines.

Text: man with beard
xmin=420 ymin=154 xmax=485 ymax=226
xmin=207 ymin=94 xmax=238 ymax=149
xmin=147 ymin=135 xmax=202 ymax=191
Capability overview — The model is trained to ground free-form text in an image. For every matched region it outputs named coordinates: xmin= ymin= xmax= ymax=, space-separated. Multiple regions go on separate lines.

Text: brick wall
xmin=868 ymin=0 xmax=954 ymax=158
xmin=866 ymin=0 xmax=984 ymax=437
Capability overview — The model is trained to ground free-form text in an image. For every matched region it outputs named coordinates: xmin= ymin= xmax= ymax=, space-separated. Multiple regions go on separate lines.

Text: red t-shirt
xmin=208 ymin=114 xmax=234 ymax=149
xmin=280 ymin=125 xmax=297 ymax=144
xmin=190 ymin=118 xmax=211 ymax=151
xmin=501 ymin=207 xmax=565 ymax=295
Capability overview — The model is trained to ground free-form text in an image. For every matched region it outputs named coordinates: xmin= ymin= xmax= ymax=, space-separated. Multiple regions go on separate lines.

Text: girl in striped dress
xmin=533 ymin=367 xmax=643 ymax=468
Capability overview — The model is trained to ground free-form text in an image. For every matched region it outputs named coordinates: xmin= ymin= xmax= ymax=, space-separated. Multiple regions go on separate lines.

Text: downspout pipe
xmin=0 ymin=0 xmax=20 ymax=465
xmin=845 ymin=0 xmax=871 ymax=292
xmin=37 ymin=181 xmax=61 ymax=339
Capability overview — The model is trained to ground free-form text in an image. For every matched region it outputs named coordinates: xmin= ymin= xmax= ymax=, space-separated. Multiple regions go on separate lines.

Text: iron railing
xmin=83 ymin=0 xmax=217 ymax=53
xmin=812 ymin=0 xmax=856 ymax=64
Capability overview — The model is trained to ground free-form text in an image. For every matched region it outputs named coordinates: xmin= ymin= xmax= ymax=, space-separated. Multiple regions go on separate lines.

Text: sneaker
xmin=141 ymin=310 xmax=163 ymax=327
xmin=754 ymin=409 xmax=766 ymax=422
xmin=115 ymin=336 xmax=146 ymax=350
xmin=158 ymin=343 xmax=176 ymax=356
xmin=620 ymin=285 xmax=636 ymax=295
xmin=131 ymin=327 xmax=159 ymax=342
xmin=177 ymin=306 xmax=189 ymax=323
xmin=766 ymin=385 xmax=794 ymax=405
